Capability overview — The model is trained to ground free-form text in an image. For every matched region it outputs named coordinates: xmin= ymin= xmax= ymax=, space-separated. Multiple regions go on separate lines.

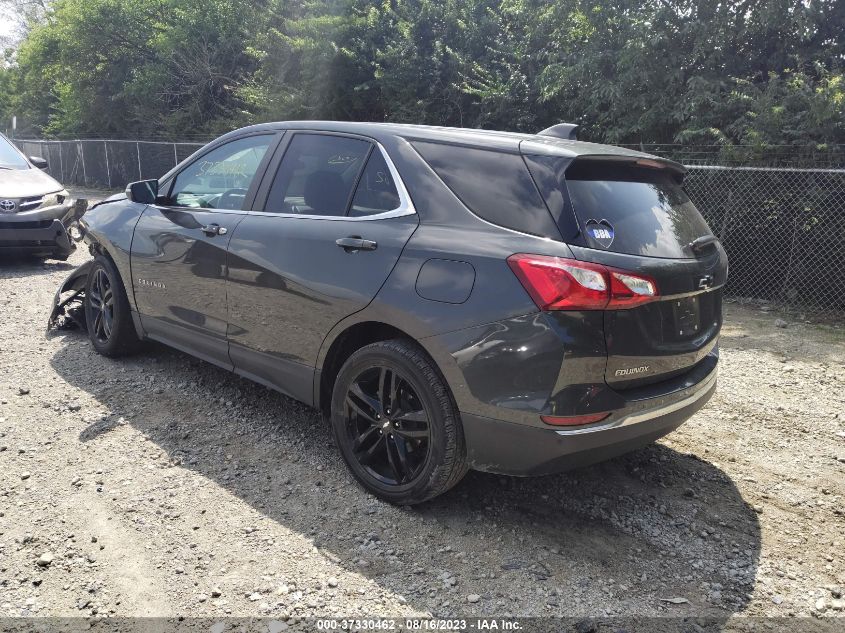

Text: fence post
xmin=136 ymin=141 xmax=142 ymax=181
xmin=718 ymin=185 xmax=733 ymax=242
xmin=778 ymin=175 xmax=806 ymax=305
xmin=173 ymin=142 xmax=178 ymax=169
xmin=78 ymin=142 xmax=87 ymax=187
xmin=103 ymin=140 xmax=111 ymax=189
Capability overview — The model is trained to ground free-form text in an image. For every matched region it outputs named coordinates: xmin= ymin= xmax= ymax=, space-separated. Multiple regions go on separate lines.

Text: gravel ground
xmin=0 ymin=193 xmax=843 ymax=623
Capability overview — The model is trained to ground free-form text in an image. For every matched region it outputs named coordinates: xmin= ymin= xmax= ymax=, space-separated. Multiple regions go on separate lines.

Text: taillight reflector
xmin=541 ymin=412 xmax=611 ymax=426
xmin=507 ymin=254 xmax=658 ymax=311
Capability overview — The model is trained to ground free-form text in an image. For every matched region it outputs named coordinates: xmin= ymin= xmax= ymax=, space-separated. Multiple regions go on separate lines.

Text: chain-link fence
xmin=621 ymin=143 xmax=845 ymax=169
xmin=14 ymin=139 xmax=204 ymax=190
xmin=683 ymin=166 xmax=845 ymax=314
xmin=12 ymin=138 xmax=845 ymax=315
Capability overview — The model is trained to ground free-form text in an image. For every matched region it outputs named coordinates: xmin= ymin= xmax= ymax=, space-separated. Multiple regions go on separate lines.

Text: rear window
xmin=412 ymin=141 xmax=561 ymax=239
xmin=541 ymin=159 xmax=712 ymax=259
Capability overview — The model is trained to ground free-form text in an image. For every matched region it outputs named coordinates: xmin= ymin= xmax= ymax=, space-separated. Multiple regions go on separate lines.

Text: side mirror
xmin=125 ymin=179 xmax=159 ymax=205
xmin=29 ymin=156 xmax=48 ymax=170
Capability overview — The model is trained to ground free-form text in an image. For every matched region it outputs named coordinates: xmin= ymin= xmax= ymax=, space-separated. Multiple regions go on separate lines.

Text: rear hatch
xmin=524 ymin=154 xmax=728 ymax=390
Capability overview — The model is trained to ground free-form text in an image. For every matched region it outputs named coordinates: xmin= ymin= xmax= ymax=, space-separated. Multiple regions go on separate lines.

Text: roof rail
xmin=537 ymin=123 xmax=579 ymax=140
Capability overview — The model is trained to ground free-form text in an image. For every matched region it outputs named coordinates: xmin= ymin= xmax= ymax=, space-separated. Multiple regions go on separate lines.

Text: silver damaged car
xmin=0 ymin=133 xmax=84 ymax=260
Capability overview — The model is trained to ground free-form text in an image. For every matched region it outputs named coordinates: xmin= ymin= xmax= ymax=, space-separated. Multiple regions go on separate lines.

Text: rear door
xmin=525 ymin=155 xmax=728 ymax=390
xmin=225 ymin=132 xmax=418 ymax=402
xmin=131 ymin=133 xmax=278 ymax=367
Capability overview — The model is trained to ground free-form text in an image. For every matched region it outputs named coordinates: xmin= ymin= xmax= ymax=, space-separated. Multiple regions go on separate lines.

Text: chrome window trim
xmin=254 ymin=140 xmax=416 ymax=221
xmin=150 ymin=206 xmax=253 ymax=217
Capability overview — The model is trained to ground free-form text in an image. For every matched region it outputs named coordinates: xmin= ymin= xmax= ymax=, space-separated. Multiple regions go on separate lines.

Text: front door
xmin=131 ymin=133 xmax=277 ymax=367
xmin=226 ymin=132 xmax=418 ymax=402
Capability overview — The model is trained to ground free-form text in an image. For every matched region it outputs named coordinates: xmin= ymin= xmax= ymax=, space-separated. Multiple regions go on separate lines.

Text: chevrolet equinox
xmin=49 ymin=122 xmax=727 ymax=504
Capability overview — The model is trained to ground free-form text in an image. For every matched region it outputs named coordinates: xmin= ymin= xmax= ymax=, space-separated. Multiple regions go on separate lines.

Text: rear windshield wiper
xmin=688 ymin=235 xmax=719 ymax=254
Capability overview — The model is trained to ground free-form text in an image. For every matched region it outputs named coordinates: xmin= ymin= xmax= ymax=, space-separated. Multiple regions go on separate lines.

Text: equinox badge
xmin=615 ymin=366 xmax=650 ymax=376
xmin=138 ymin=278 xmax=166 ymax=290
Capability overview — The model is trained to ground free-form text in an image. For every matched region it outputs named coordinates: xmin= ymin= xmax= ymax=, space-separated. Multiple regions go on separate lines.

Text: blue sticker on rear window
xmin=585 ymin=219 xmax=615 ymax=249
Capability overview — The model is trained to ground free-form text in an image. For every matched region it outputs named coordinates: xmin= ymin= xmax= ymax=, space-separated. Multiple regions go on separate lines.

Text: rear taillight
xmin=507 ymin=254 xmax=658 ymax=311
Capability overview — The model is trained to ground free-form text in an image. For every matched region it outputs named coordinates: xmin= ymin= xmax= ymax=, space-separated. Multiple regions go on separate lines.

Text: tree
xmin=0 ymin=0 xmax=841 ymax=150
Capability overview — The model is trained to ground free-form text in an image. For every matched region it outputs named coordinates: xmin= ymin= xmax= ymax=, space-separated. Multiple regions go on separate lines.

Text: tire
xmin=330 ymin=339 xmax=468 ymax=504
xmin=84 ymin=255 xmax=142 ymax=357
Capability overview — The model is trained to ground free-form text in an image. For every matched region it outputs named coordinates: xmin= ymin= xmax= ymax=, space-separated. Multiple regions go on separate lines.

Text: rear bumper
xmin=461 ymin=359 xmax=717 ymax=476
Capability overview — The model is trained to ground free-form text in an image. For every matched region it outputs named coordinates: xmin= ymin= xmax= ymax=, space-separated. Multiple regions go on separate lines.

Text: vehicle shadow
xmin=49 ymin=335 xmax=761 ymax=621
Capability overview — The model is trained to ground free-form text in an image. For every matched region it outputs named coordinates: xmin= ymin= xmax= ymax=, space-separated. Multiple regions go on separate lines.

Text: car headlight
xmin=38 ymin=190 xmax=70 ymax=209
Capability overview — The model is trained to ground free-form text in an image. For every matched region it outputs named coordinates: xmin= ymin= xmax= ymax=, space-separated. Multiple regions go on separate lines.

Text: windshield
xmin=0 ymin=136 xmax=29 ymax=170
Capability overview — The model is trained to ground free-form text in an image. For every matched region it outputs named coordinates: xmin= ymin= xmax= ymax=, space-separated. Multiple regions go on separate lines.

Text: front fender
xmin=79 ymin=195 xmax=147 ymax=312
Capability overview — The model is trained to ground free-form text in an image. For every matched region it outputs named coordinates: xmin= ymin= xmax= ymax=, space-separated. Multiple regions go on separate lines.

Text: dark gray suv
xmin=50 ymin=122 xmax=727 ymax=504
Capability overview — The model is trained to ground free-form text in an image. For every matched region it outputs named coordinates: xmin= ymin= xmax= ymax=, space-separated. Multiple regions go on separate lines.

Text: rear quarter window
xmin=349 ymin=150 xmax=401 ymax=217
xmin=411 ymin=141 xmax=561 ymax=239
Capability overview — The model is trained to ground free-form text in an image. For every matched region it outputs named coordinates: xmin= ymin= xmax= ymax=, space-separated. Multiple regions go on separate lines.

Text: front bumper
xmin=0 ymin=201 xmax=73 ymax=223
xmin=461 ymin=358 xmax=718 ymax=476
xmin=0 ymin=218 xmax=75 ymax=257
xmin=0 ymin=202 xmax=83 ymax=258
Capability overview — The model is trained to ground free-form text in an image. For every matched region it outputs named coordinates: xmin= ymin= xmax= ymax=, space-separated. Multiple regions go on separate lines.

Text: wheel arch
xmin=315 ymin=320 xmax=459 ymax=421
xmin=88 ymin=240 xmax=117 ymax=267
xmin=86 ymin=238 xmax=145 ymax=340
xmin=80 ymin=198 xmax=148 ymax=312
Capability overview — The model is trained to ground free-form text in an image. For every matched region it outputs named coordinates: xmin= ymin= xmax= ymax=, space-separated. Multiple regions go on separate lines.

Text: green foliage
xmin=0 ymin=0 xmax=842 ymax=149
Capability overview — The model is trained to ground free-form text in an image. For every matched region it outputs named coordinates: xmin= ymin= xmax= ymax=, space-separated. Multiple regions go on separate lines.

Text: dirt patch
xmin=0 ymin=248 xmax=843 ymax=621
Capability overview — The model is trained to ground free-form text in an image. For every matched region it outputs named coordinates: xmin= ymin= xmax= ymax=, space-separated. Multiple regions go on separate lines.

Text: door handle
xmin=336 ymin=236 xmax=377 ymax=252
xmin=201 ymin=224 xmax=228 ymax=236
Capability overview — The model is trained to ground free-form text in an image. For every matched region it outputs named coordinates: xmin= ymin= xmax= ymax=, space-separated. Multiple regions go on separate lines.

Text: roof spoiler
xmin=537 ymin=123 xmax=579 ymax=141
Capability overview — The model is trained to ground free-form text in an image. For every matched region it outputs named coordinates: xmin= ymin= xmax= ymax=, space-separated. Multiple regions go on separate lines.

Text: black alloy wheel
xmin=87 ymin=268 xmax=114 ymax=343
xmin=84 ymin=255 xmax=142 ymax=357
xmin=345 ymin=365 xmax=431 ymax=486
xmin=331 ymin=339 xmax=468 ymax=505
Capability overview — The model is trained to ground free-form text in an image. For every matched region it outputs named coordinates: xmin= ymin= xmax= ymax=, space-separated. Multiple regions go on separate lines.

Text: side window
xmin=264 ymin=134 xmax=371 ymax=216
xmin=168 ymin=135 xmax=272 ymax=210
xmin=412 ymin=141 xmax=561 ymax=239
xmin=349 ymin=150 xmax=401 ymax=217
